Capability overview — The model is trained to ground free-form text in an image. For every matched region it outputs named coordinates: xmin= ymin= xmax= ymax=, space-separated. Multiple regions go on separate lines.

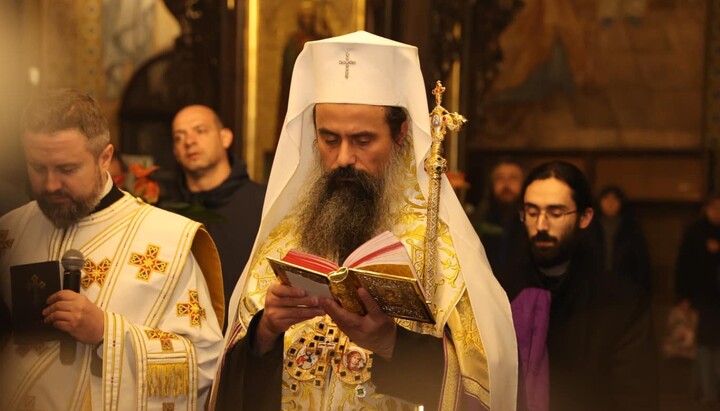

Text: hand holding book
xmin=255 ymin=283 xmax=325 ymax=355
xmin=267 ymin=231 xmax=435 ymax=324
xmin=318 ymin=287 xmax=399 ymax=359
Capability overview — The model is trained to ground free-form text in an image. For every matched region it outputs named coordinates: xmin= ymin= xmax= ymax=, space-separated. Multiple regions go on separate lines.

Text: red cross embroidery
xmin=129 ymin=244 xmax=168 ymax=281
xmin=81 ymin=257 xmax=111 ymax=289
xmin=145 ymin=329 xmax=179 ymax=352
xmin=176 ymin=290 xmax=206 ymax=327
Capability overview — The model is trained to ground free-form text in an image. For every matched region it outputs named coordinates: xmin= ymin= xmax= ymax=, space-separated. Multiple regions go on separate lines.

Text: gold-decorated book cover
xmin=10 ymin=261 xmax=63 ymax=343
xmin=267 ymin=231 xmax=435 ymax=324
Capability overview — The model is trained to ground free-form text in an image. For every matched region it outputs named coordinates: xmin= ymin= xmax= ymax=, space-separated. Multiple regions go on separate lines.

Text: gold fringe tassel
xmin=147 ymin=362 xmax=189 ymax=397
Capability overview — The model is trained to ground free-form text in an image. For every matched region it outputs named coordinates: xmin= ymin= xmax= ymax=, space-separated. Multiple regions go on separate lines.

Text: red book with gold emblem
xmin=267 ymin=231 xmax=435 ymax=324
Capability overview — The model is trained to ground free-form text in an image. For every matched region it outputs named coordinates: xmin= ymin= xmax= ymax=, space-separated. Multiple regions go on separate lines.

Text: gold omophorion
xmin=422 ymin=80 xmax=467 ymax=303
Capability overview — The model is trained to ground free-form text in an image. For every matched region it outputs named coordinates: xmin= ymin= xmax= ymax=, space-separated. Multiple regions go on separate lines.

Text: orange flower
xmin=129 ymin=164 xmax=160 ymax=204
xmin=129 ymin=164 xmax=159 ymax=179
xmin=446 ymin=171 xmax=470 ymax=191
xmin=112 ymin=173 xmax=127 ymax=189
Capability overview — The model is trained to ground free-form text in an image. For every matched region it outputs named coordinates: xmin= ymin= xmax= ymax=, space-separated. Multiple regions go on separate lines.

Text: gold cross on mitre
xmin=338 ymin=52 xmax=356 ymax=79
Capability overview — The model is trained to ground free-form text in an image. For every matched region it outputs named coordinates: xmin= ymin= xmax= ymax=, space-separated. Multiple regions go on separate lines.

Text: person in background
xmin=675 ymin=193 xmax=720 ymax=406
xmin=471 ymin=159 xmax=526 ymax=272
xmin=496 ymin=160 xmax=657 ymax=411
xmin=168 ymin=104 xmax=265 ymax=330
xmin=593 ymin=185 xmax=652 ymax=294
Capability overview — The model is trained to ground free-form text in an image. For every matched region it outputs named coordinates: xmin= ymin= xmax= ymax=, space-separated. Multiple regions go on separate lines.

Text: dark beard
xmin=530 ymin=230 xmax=577 ymax=269
xmin=37 ymin=176 xmax=104 ymax=229
xmin=297 ymin=166 xmax=384 ymax=262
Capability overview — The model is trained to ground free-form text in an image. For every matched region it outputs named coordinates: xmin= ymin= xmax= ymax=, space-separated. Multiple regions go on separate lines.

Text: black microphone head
xmin=61 ymin=249 xmax=85 ymax=272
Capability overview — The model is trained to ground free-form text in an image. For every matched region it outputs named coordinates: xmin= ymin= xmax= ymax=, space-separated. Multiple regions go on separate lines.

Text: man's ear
xmin=395 ymin=120 xmax=409 ymax=146
xmin=98 ymin=144 xmax=114 ymax=173
xmin=578 ymin=207 xmax=594 ymax=229
xmin=220 ymin=128 xmax=233 ymax=149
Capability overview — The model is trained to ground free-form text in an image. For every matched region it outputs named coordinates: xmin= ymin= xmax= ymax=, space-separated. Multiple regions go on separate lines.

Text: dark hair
xmin=385 ymin=106 xmax=408 ymax=142
xmin=491 ymin=157 xmax=524 ymax=175
xmin=522 ymin=161 xmax=593 ymax=211
xmin=597 ymin=185 xmax=626 ymax=213
xmin=21 ymin=88 xmax=110 ymax=156
xmin=312 ymin=105 xmax=408 ymax=142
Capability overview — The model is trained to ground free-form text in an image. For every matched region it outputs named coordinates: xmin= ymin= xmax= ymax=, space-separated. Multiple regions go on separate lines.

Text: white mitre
xmin=228 ymin=30 xmax=517 ymax=410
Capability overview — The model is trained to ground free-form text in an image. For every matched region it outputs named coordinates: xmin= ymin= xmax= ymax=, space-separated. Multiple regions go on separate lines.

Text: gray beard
xmin=296 ymin=143 xmax=408 ymax=263
xmin=37 ymin=172 xmax=104 ymax=229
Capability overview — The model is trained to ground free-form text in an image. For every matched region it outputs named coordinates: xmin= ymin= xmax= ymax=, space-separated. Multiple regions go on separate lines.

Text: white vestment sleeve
xmin=95 ymin=253 xmax=223 ymax=411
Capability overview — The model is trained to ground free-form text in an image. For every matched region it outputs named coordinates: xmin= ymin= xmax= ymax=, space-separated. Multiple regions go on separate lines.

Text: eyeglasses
xmin=519 ymin=206 xmax=577 ymax=224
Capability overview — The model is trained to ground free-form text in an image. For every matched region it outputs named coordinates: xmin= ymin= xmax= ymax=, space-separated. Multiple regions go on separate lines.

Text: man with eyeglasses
xmin=494 ymin=160 xmax=658 ymax=411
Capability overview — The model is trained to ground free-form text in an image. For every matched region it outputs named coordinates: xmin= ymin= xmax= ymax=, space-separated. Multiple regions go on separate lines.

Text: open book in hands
xmin=267 ymin=231 xmax=435 ymax=324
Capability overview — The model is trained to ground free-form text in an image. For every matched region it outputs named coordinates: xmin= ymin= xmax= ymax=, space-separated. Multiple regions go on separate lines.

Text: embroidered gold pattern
xmin=284 ymin=320 xmax=373 ymax=389
xmin=145 ymin=329 xmax=179 ymax=352
xmin=234 ymin=138 xmax=490 ymax=408
xmin=0 ymin=229 xmax=14 ymax=256
xmin=176 ymin=290 xmax=206 ymax=326
xmin=81 ymin=257 xmax=111 ymax=289
xmin=129 ymin=244 xmax=168 ymax=281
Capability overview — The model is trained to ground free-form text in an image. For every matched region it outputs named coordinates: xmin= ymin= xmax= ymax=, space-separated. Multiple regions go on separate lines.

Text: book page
xmin=344 ymin=230 xmax=414 ymax=269
xmin=284 ymin=269 xmax=334 ymax=298
xmin=268 ymin=258 xmax=335 ymax=299
xmin=283 ymin=250 xmax=338 ymax=274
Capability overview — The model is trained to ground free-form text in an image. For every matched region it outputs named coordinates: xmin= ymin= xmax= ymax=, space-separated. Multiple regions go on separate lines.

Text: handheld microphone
xmin=60 ymin=249 xmax=84 ymax=365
